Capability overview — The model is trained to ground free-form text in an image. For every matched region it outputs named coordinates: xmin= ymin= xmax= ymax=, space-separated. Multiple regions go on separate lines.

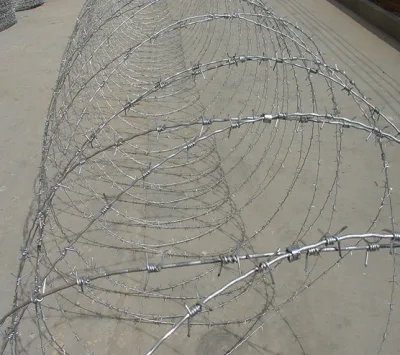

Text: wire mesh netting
xmin=0 ymin=0 xmax=17 ymax=32
xmin=1 ymin=0 xmax=400 ymax=354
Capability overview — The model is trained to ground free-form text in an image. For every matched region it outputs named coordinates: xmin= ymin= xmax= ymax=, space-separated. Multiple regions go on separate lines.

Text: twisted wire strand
xmin=146 ymin=233 xmax=400 ymax=354
xmin=1 ymin=0 xmax=399 ymax=354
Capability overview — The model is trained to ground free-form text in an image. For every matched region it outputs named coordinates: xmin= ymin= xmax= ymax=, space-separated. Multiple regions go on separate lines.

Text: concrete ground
xmin=0 ymin=1 xmax=399 ymax=354
xmin=0 ymin=0 xmax=85 ymax=316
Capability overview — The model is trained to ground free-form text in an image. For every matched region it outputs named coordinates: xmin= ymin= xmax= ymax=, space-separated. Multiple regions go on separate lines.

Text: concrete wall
xmin=335 ymin=0 xmax=400 ymax=41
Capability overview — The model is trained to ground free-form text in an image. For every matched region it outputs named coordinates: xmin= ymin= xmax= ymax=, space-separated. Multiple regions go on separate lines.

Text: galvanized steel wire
xmin=0 ymin=0 xmax=17 ymax=32
xmin=1 ymin=0 xmax=399 ymax=354
xmin=15 ymin=0 xmax=43 ymax=12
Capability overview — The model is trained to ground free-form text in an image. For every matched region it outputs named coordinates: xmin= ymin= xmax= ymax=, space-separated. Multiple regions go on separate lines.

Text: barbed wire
xmin=1 ymin=231 xmax=399 ymax=354
xmin=146 ymin=232 xmax=400 ymax=354
xmin=1 ymin=0 xmax=399 ymax=354
xmin=1 ymin=232 xmax=399 ymax=326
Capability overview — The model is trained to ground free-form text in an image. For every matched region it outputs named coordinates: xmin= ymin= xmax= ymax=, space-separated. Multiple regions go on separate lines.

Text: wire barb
xmin=287 ymin=245 xmax=301 ymax=262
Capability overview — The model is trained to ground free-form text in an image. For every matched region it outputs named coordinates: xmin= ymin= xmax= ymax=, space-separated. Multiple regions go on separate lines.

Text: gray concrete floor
xmin=0 ymin=1 xmax=399 ymax=354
